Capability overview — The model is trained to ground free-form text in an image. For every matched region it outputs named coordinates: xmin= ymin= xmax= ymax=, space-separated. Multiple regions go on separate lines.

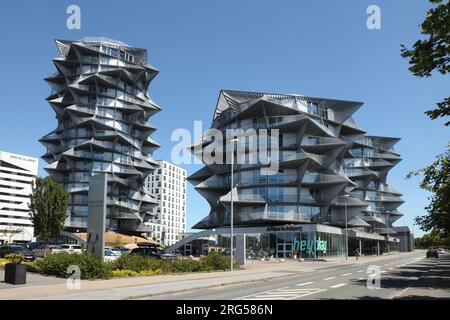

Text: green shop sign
xmin=293 ymin=237 xmax=327 ymax=254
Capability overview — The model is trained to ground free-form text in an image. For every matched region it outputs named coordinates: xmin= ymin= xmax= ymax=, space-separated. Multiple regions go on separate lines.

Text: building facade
xmin=393 ymin=226 xmax=414 ymax=252
xmin=40 ymin=38 xmax=160 ymax=235
xmin=145 ymin=160 xmax=187 ymax=246
xmin=175 ymin=90 xmax=404 ymax=260
xmin=0 ymin=151 xmax=38 ymax=243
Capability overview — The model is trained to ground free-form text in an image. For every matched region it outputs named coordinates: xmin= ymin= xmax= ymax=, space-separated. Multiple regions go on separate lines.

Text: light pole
xmin=384 ymin=210 xmax=392 ymax=255
xmin=342 ymin=194 xmax=350 ymax=260
xmin=229 ymin=138 xmax=239 ymax=272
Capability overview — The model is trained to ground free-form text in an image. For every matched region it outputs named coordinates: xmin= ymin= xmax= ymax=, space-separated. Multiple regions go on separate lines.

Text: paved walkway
xmin=0 ymin=251 xmax=422 ymax=300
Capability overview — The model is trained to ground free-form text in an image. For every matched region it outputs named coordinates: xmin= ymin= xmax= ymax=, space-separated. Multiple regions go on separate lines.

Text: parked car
xmin=59 ymin=244 xmax=83 ymax=254
xmin=129 ymin=247 xmax=161 ymax=259
xmin=110 ymin=247 xmax=130 ymax=256
xmin=104 ymin=249 xmax=119 ymax=262
xmin=437 ymin=248 xmax=446 ymax=255
xmin=426 ymin=247 xmax=439 ymax=258
xmin=161 ymin=253 xmax=178 ymax=260
xmin=0 ymin=245 xmax=35 ymax=261
xmin=32 ymin=245 xmax=62 ymax=258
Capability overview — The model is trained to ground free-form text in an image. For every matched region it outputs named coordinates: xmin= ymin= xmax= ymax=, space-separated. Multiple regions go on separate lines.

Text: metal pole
xmin=230 ymin=151 xmax=234 ymax=272
xmin=345 ymin=202 xmax=348 ymax=260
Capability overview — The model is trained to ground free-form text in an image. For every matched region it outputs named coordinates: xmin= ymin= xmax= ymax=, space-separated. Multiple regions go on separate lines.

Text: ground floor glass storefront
xmin=240 ymin=230 xmax=346 ymax=260
xmin=175 ymin=224 xmax=399 ymax=261
xmin=206 ymin=224 xmax=348 ymax=260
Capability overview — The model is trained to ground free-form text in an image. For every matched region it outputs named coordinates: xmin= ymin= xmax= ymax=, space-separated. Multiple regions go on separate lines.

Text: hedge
xmin=34 ymin=253 xmax=113 ymax=279
xmin=29 ymin=252 xmax=238 ymax=280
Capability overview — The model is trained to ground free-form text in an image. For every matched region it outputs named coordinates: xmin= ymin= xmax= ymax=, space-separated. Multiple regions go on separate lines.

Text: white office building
xmin=0 ymin=151 xmax=38 ymax=243
xmin=145 ymin=160 xmax=187 ymax=246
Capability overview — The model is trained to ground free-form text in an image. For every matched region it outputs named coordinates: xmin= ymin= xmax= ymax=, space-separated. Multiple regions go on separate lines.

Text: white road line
xmin=357 ymin=270 xmax=364 ymax=273
xmin=323 ymin=276 xmax=336 ymax=280
xmin=290 ymin=289 xmax=328 ymax=299
xmin=330 ymin=283 xmax=347 ymax=289
xmin=234 ymin=286 xmax=290 ymax=300
xmin=389 ymin=268 xmax=394 ymax=270
xmin=239 ymin=288 xmax=327 ymax=300
xmin=275 ymin=289 xmax=321 ymax=292
xmin=296 ymin=281 xmax=314 ymax=287
xmin=358 ymin=278 xmax=365 ymax=280
xmin=341 ymin=273 xmax=352 ymax=276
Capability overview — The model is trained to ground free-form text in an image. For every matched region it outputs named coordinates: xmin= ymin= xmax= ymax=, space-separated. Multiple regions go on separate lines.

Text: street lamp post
xmin=229 ymin=138 xmax=239 ymax=272
xmin=384 ymin=210 xmax=392 ymax=255
xmin=342 ymin=194 xmax=350 ymax=260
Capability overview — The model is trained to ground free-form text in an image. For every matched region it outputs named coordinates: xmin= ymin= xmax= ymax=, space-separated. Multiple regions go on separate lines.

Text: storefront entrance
xmin=276 ymin=242 xmax=293 ymax=258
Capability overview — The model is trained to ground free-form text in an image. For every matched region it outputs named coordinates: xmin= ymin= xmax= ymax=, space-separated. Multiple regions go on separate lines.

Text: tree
xmin=29 ymin=177 xmax=69 ymax=249
xmin=416 ymin=232 xmax=450 ymax=248
xmin=402 ymin=1 xmax=450 ymax=237
xmin=407 ymin=146 xmax=450 ymax=236
xmin=400 ymin=0 xmax=450 ymax=125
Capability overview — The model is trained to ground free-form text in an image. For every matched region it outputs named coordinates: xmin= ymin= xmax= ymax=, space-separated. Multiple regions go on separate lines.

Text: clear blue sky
xmin=0 ymin=1 xmax=448 ymax=237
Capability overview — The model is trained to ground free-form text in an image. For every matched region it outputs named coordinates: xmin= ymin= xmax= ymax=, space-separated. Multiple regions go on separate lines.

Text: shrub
xmin=35 ymin=253 xmax=113 ymax=279
xmin=0 ymin=258 xmax=8 ymax=269
xmin=200 ymin=252 xmax=237 ymax=271
xmin=114 ymin=254 xmax=162 ymax=272
xmin=111 ymin=269 xmax=140 ymax=277
xmin=163 ymin=258 xmax=203 ymax=273
xmin=5 ymin=253 xmax=24 ymax=264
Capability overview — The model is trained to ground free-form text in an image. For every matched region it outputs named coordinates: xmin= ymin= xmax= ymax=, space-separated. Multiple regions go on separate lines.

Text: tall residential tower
xmin=182 ymin=90 xmax=404 ymax=258
xmin=40 ymin=38 xmax=160 ymax=235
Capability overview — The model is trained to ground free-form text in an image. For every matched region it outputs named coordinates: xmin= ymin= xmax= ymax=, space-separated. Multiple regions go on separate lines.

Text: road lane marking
xmin=330 ymin=283 xmax=347 ymax=289
xmin=296 ymin=281 xmax=314 ymax=287
xmin=234 ymin=287 xmax=290 ymax=300
xmin=358 ymin=278 xmax=365 ymax=280
xmin=237 ymin=287 xmax=326 ymax=300
xmin=323 ymin=277 xmax=336 ymax=280
xmin=341 ymin=273 xmax=352 ymax=276
xmin=389 ymin=268 xmax=394 ymax=270
xmin=357 ymin=270 xmax=364 ymax=273
xmin=291 ymin=289 xmax=328 ymax=299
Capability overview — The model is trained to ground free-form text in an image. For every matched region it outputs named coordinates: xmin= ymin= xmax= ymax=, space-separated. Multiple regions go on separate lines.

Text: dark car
xmin=0 ymin=245 xmax=36 ymax=261
xmin=426 ymin=247 xmax=439 ymax=258
xmin=130 ymin=247 xmax=161 ymax=259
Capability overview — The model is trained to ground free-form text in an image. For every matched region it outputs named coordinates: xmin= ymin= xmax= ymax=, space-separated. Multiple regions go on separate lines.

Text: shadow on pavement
xmin=349 ymin=254 xmax=450 ymax=296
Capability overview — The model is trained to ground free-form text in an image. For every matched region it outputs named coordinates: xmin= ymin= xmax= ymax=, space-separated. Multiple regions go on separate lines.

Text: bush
xmin=35 ymin=253 xmax=113 ymax=280
xmin=0 ymin=258 xmax=7 ymax=269
xmin=114 ymin=254 xmax=162 ymax=272
xmin=5 ymin=253 xmax=24 ymax=264
xmin=113 ymin=254 xmax=231 ymax=274
xmin=111 ymin=269 xmax=140 ymax=277
xmin=111 ymin=269 xmax=165 ymax=278
xmin=200 ymin=252 xmax=236 ymax=271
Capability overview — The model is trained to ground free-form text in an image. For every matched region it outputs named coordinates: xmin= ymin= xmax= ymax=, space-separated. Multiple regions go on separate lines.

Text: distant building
xmin=145 ymin=160 xmax=187 ymax=246
xmin=393 ymin=226 xmax=414 ymax=252
xmin=0 ymin=151 xmax=38 ymax=243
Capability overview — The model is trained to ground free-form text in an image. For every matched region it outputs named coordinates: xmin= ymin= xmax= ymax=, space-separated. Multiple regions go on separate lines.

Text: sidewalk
xmin=0 ymin=251 xmax=421 ymax=300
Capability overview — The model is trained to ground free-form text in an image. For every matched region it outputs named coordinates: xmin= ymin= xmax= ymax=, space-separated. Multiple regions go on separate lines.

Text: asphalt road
xmin=143 ymin=251 xmax=450 ymax=300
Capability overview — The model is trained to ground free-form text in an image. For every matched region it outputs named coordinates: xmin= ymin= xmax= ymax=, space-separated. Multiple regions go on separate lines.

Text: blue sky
xmin=0 ymin=1 xmax=448 ymax=236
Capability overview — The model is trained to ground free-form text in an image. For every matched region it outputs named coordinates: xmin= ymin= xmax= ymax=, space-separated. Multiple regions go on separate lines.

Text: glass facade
xmin=176 ymin=228 xmax=347 ymax=261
